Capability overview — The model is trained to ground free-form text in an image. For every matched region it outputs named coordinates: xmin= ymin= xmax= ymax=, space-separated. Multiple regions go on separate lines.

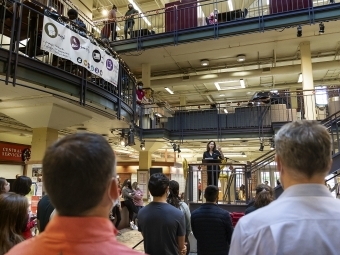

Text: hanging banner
xmin=41 ymin=16 xmax=119 ymax=86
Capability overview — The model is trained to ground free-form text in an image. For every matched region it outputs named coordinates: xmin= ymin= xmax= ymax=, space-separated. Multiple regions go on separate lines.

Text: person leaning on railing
xmin=102 ymin=5 xmax=117 ymax=41
xmin=123 ymin=3 xmax=138 ymax=39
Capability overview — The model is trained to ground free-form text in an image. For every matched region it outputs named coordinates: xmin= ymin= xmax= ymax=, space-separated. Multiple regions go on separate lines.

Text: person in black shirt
xmin=124 ymin=4 xmax=138 ymax=39
xmin=37 ymin=194 xmax=55 ymax=232
xmin=203 ymin=141 xmax=224 ymax=186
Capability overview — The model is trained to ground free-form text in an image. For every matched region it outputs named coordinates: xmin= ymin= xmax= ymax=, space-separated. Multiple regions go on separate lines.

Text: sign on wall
xmin=41 ymin=16 xmax=119 ymax=86
xmin=0 ymin=142 xmax=30 ymax=162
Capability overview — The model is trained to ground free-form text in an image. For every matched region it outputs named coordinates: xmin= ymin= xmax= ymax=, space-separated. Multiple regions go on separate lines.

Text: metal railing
xmin=138 ymin=88 xmax=340 ymax=132
xmin=92 ymin=0 xmax=339 ymax=42
xmin=186 ymin=162 xmax=251 ymax=204
xmin=0 ymin=0 xmax=136 ymax=113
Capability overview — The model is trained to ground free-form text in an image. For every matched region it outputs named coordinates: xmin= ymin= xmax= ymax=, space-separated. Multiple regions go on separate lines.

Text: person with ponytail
xmin=245 ymin=184 xmax=274 ymax=215
xmin=167 ymin=180 xmax=191 ymax=255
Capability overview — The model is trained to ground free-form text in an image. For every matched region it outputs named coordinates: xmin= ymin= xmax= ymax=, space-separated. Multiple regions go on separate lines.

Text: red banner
xmin=0 ymin=142 xmax=31 ymax=162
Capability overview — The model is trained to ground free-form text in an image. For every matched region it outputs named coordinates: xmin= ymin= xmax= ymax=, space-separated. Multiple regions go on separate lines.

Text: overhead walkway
xmin=110 ymin=1 xmax=340 ymax=53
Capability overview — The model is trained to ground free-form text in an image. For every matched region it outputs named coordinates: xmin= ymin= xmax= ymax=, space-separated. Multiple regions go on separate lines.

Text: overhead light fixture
xmin=297 ymin=25 xmax=302 ymax=37
xmin=240 ymin=79 xmax=245 ymax=88
xmin=128 ymin=0 xmax=151 ymax=26
xmin=224 ymin=108 xmax=228 ymax=114
xmin=206 ymin=95 xmax=214 ymax=103
xmin=155 ymin=112 xmax=163 ymax=117
xmin=120 ymin=137 xmax=125 ymax=146
xmin=228 ymin=0 xmax=234 ymax=11
xmin=140 ymin=140 xmax=145 ymax=151
xmin=298 ymin=73 xmax=303 ymax=83
xmin=319 ymin=22 xmax=325 ymax=34
xmin=214 ymin=82 xmax=221 ymax=91
xmin=201 ymin=59 xmax=209 ymax=66
xmin=120 ymin=130 xmax=125 ymax=146
xmin=165 ymin=87 xmax=174 ymax=94
xmin=237 ymin=54 xmax=246 ymax=62
xmin=102 ymin=9 xmax=108 ymax=15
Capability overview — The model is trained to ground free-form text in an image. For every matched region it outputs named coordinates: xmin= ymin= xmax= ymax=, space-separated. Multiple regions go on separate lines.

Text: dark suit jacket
xmin=191 ymin=203 xmax=233 ymax=255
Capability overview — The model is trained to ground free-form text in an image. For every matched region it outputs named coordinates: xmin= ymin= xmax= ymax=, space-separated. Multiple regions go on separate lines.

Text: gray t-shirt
xmin=138 ymin=202 xmax=186 ymax=255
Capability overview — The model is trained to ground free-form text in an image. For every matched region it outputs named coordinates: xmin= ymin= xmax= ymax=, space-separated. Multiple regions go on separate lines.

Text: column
xmin=180 ymin=96 xmax=186 ymax=106
xmin=142 ymin=63 xmax=151 ymax=88
xmin=27 ymin=127 xmax=59 ymax=177
xmin=139 ymin=150 xmax=152 ymax=170
xmin=300 ymin=41 xmax=316 ymax=120
xmin=141 ymin=63 xmax=151 ymax=128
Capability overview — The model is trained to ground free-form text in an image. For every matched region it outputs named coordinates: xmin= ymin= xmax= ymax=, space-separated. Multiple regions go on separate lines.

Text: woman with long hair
xmin=167 ymin=180 xmax=191 ymax=255
xmin=0 ymin=192 xmax=29 ymax=255
xmin=245 ymin=184 xmax=274 ymax=215
xmin=202 ymin=141 xmax=224 ymax=186
xmin=11 ymin=176 xmax=36 ymax=239
xmin=121 ymin=179 xmax=138 ymax=230
xmin=0 ymin=177 xmax=10 ymax=194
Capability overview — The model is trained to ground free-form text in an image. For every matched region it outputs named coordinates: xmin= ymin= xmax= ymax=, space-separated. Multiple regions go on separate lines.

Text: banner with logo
xmin=41 ymin=16 xmax=119 ymax=86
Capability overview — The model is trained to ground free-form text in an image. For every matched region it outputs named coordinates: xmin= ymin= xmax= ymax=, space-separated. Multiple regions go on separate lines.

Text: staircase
xmin=249 ymin=110 xmax=340 ymax=190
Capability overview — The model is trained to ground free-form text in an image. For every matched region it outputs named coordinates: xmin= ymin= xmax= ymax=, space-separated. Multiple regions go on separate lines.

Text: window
xmin=315 ymin=86 xmax=328 ymax=105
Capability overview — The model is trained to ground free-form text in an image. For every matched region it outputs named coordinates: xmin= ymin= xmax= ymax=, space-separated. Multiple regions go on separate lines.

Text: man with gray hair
xmin=230 ymin=120 xmax=340 ymax=255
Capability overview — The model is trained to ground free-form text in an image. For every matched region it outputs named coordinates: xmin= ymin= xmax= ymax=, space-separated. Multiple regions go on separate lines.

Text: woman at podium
xmin=202 ymin=141 xmax=224 ymax=186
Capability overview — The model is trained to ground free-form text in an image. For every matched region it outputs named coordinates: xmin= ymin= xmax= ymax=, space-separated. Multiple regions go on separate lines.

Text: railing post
xmin=6 ymin=0 xmax=17 ymax=85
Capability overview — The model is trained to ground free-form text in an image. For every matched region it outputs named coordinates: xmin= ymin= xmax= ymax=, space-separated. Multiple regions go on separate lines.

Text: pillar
xmin=26 ymin=127 xmax=58 ymax=177
xmin=300 ymin=41 xmax=316 ymax=120
xmin=139 ymin=150 xmax=152 ymax=170
xmin=142 ymin=63 xmax=151 ymax=88
xmin=180 ymin=96 xmax=186 ymax=106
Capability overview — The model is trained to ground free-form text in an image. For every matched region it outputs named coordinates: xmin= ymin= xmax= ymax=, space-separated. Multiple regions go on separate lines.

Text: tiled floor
xmin=116 ymin=228 xmax=197 ymax=254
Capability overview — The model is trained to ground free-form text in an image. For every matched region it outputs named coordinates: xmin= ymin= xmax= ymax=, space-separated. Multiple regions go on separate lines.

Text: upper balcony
xmin=93 ymin=0 xmax=340 ymax=53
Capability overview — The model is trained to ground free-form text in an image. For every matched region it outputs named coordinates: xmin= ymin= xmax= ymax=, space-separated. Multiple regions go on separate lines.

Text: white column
xmin=300 ymin=41 xmax=316 ymax=120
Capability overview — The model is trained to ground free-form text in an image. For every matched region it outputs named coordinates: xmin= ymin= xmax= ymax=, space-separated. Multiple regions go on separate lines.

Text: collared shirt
xmin=229 ymin=184 xmax=340 ymax=255
xmin=7 ymin=216 xmax=143 ymax=255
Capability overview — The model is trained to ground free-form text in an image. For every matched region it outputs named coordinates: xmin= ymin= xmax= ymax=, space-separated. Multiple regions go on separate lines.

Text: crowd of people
xmin=1 ymin=120 xmax=340 ymax=255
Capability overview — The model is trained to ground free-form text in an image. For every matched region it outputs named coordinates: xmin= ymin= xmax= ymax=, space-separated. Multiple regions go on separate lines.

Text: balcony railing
xmin=138 ymin=88 xmax=340 ymax=133
xmin=91 ymin=0 xmax=340 ymax=48
xmin=0 ymin=0 xmax=137 ymax=117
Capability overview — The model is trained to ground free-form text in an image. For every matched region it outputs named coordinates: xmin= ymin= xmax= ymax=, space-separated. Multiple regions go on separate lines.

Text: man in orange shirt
xmin=7 ymin=133 xmax=143 ymax=255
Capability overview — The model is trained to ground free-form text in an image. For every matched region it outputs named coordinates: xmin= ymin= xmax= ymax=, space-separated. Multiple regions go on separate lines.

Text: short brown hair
xmin=275 ymin=120 xmax=332 ymax=178
xmin=43 ymin=133 xmax=116 ymax=216
xmin=254 ymin=184 xmax=274 ymax=208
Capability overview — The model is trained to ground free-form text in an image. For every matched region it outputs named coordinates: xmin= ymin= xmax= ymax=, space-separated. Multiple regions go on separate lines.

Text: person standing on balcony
xmin=203 ymin=141 xmax=224 ymax=186
xmin=230 ymin=120 xmax=340 ymax=254
xmin=208 ymin=9 xmax=218 ymax=24
xmin=124 ymin=4 xmax=138 ymax=39
xmin=102 ymin=5 xmax=117 ymax=41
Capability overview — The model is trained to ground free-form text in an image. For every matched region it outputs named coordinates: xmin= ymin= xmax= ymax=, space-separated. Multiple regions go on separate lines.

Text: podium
xmin=202 ymin=159 xmax=221 ymax=187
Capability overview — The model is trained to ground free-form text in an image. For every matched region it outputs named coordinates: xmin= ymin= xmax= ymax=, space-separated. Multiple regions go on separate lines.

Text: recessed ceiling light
xmin=237 ymin=55 xmax=246 ymax=62
xmin=219 ymin=94 xmax=225 ymax=97
xmin=240 ymin=79 xmax=245 ymax=88
xmin=201 ymin=59 xmax=209 ymax=66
